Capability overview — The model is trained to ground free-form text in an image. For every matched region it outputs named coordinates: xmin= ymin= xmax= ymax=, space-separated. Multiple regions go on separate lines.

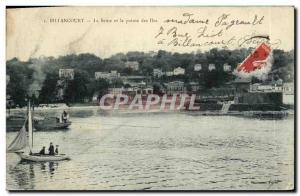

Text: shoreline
xmin=6 ymin=105 xmax=294 ymax=117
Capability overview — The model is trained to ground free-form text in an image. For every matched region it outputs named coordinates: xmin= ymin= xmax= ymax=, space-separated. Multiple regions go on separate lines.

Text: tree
xmin=122 ymin=67 xmax=133 ymax=75
xmin=64 ymin=70 xmax=90 ymax=103
xmin=39 ymin=72 xmax=59 ymax=104
xmin=6 ymin=58 xmax=30 ymax=107
xmin=93 ymin=79 xmax=110 ymax=99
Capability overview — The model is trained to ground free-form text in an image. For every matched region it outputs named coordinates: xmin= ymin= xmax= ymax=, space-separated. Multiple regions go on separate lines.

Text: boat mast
xmin=28 ymin=100 xmax=33 ymax=153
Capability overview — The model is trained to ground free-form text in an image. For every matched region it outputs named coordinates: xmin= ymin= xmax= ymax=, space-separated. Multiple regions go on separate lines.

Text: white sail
xmin=7 ymin=119 xmax=28 ymax=152
xmin=28 ymin=101 xmax=33 ymax=153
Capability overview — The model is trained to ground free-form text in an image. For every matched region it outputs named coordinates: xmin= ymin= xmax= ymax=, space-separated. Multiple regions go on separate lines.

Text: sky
xmin=6 ymin=6 xmax=294 ymax=61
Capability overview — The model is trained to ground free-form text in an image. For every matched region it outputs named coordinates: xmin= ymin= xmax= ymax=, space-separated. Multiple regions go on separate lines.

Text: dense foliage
xmin=6 ymin=48 xmax=294 ymax=107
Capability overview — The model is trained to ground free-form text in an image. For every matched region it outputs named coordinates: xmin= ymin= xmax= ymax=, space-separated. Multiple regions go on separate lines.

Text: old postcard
xmin=6 ymin=6 xmax=294 ymax=191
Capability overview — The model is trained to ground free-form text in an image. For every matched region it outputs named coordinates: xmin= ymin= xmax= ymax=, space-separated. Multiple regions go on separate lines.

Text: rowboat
xmin=34 ymin=116 xmax=71 ymax=131
xmin=7 ymin=115 xmax=72 ymax=132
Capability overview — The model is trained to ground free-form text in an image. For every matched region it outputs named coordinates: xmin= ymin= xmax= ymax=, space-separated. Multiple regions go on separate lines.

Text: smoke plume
xmin=28 ymin=58 xmax=46 ymax=98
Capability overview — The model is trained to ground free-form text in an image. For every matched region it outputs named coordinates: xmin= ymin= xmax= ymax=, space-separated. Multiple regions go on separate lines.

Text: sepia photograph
xmin=5 ymin=6 xmax=295 ymax=191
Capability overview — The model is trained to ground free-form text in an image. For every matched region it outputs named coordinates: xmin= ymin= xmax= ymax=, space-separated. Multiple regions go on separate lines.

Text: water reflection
xmin=29 ymin=163 xmax=35 ymax=180
xmin=48 ymin=162 xmax=59 ymax=176
xmin=8 ymin=161 xmax=36 ymax=190
xmin=40 ymin=162 xmax=46 ymax=173
xmin=8 ymin=161 xmax=59 ymax=189
xmin=25 ymin=161 xmax=58 ymax=173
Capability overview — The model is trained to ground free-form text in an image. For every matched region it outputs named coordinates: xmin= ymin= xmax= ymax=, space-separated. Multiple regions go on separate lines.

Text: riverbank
xmin=7 ymin=104 xmax=293 ymax=120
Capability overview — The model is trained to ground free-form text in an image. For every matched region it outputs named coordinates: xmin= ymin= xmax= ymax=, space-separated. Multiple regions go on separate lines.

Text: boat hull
xmin=242 ymin=110 xmax=289 ymax=120
xmin=16 ymin=152 xmax=70 ymax=162
xmin=6 ymin=116 xmax=72 ymax=132
xmin=34 ymin=121 xmax=72 ymax=131
xmin=6 ymin=115 xmax=26 ymax=132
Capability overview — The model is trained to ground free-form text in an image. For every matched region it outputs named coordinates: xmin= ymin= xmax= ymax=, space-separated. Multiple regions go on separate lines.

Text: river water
xmin=6 ymin=111 xmax=294 ymax=190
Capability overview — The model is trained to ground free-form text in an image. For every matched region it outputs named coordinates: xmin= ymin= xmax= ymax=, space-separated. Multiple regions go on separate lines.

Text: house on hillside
xmin=164 ymin=81 xmax=186 ymax=95
xmin=95 ymin=70 xmax=120 ymax=80
xmin=208 ymin=64 xmax=216 ymax=71
xmin=153 ymin=68 xmax=164 ymax=78
xmin=188 ymin=82 xmax=201 ymax=92
xmin=223 ymin=64 xmax=231 ymax=72
xmin=59 ymin=69 xmax=74 ymax=80
xmin=173 ymin=67 xmax=185 ymax=75
xmin=165 ymin=71 xmax=174 ymax=77
xmin=194 ymin=64 xmax=202 ymax=71
xmin=95 ymin=72 xmax=110 ymax=80
xmin=283 ymin=82 xmax=294 ymax=95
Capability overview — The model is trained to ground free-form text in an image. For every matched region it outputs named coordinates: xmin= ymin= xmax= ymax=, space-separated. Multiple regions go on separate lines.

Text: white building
xmin=189 ymin=82 xmax=200 ymax=92
xmin=95 ymin=72 xmax=110 ymax=80
xmin=129 ymin=86 xmax=153 ymax=95
xmin=143 ymin=87 xmax=154 ymax=94
xmin=108 ymin=86 xmax=153 ymax=96
xmin=110 ymin=70 xmax=121 ymax=79
xmin=108 ymin=87 xmax=124 ymax=96
xmin=164 ymin=81 xmax=186 ymax=95
xmin=59 ymin=69 xmax=74 ymax=80
xmin=194 ymin=64 xmax=202 ymax=71
xmin=173 ymin=67 xmax=185 ymax=75
xmin=283 ymin=82 xmax=294 ymax=95
xmin=95 ymin=70 xmax=120 ymax=80
xmin=153 ymin=68 xmax=164 ymax=78
xmin=121 ymin=75 xmax=148 ymax=87
xmin=223 ymin=64 xmax=231 ymax=72
xmin=249 ymin=83 xmax=283 ymax=93
xmin=125 ymin=61 xmax=139 ymax=71
xmin=208 ymin=64 xmax=216 ymax=71
xmin=165 ymin=71 xmax=174 ymax=77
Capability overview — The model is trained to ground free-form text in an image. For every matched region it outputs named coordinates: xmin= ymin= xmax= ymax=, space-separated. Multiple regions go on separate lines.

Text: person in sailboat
xmin=39 ymin=146 xmax=46 ymax=155
xmin=61 ymin=110 xmax=69 ymax=123
xmin=48 ymin=142 xmax=55 ymax=155
xmin=55 ymin=145 xmax=59 ymax=154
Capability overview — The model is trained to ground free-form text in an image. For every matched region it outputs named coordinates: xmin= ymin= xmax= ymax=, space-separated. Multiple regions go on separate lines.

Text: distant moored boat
xmin=34 ymin=116 xmax=71 ymax=131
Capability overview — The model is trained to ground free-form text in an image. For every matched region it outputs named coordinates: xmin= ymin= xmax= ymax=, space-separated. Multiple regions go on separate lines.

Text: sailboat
xmin=7 ymin=100 xmax=70 ymax=162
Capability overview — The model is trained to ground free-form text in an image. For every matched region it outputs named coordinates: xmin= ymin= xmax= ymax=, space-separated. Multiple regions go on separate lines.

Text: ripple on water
xmin=6 ymin=114 xmax=294 ymax=190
